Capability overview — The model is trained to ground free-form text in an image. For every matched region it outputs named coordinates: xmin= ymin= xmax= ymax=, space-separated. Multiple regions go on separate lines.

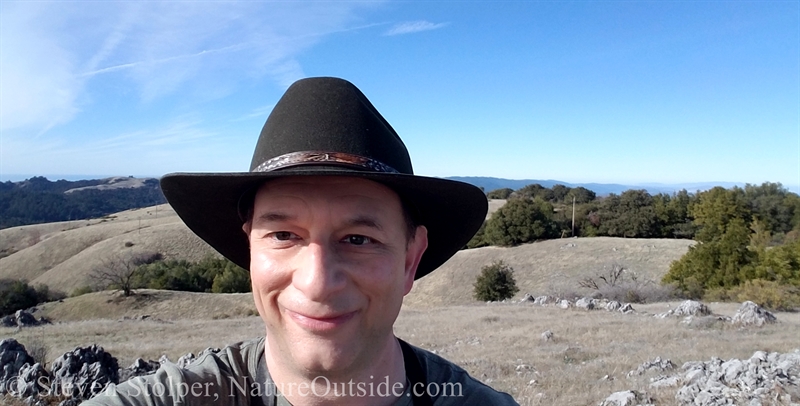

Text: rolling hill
xmin=1 ymin=201 xmax=691 ymax=303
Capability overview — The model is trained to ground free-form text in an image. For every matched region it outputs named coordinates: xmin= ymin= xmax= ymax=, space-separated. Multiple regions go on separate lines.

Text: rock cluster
xmin=626 ymin=357 xmax=676 ymax=378
xmin=657 ymin=300 xmax=779 ymax=328
xmin=1 ymin=338 xmax=231 ymax=404
xmin=645 ymin=349 xmax=800 ymax=405
xmin=606 ymin=349 xmax=800 ymax=404
xmin=655 ymin=300 xmax=711 ymax=319
xmin=0 ymin=310 xmax=49 ymax=328
xmin=50 ymin=344 xmax=120 ymax=400
xmin=522 ymin=294 xmax=636 ymax=314
xmin=731 ymin=301 xmax=777 ymax=327
xmin=1 ymin=339 xmax=120 ymax=404
xmin=0 ymin=339 xmax=35 ymax=394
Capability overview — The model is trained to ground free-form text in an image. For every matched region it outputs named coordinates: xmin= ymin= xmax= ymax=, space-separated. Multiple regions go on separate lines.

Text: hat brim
xmin=160 ymin=169 xmax=487 ymax=280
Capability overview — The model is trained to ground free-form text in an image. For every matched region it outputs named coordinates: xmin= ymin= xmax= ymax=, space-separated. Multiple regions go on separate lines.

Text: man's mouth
xmin=286 ymin=309 xmax=358 ymax=332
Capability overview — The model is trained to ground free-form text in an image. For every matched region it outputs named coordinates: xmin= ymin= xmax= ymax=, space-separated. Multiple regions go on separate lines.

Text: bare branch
xmin=91 ymin=252 xmax=161 ymax=296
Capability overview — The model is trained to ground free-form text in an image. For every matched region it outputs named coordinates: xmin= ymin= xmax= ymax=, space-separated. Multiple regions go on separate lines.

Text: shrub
xmin=70 ymin=285 xmax=94 ymax=297
xmin=212 ymin=267 xmax=252 ymax=293
xmin=26 ymin=336 xmax=48 ymax=366
xmin=721 ymin=279 xmax=798 ymax=311
xmin=0 ymin=279 xmax=39 ymax=316
xmin=578 ymin=264 xmax=676 ymax=303
xmin=134 ymin=255 xmax=250 ymax=293
xmin=473 ymin=261 xmax=519 ymax=302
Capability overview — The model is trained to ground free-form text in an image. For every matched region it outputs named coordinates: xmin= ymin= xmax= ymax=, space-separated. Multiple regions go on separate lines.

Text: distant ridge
xmin=445 ymin=176 xmax=750 ymax=195
xmin=0 ymin=176 xmax=166 ymax=229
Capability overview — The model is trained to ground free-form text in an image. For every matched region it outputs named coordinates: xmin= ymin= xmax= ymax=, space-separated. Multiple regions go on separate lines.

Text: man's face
xmin=244 ymin=176 xmax=428 ymax=376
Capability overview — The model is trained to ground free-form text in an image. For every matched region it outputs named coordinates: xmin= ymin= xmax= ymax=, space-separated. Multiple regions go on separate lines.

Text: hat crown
xmin=250 ymin=77 xmax=413 ymax=175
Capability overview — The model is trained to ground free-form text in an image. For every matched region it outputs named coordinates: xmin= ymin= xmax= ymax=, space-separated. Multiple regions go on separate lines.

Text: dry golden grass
xmin=406 ymin=237 xmax=693 ymax=308
xmin=1 ymin=200 xmax=690 ymax=305
xmin=3 ymin=202 xmax=793 ymax=404
xmin=5 ymin=298 xmax=798 ymax=405
xmin=487 ymin=199 xmax=506 ymax=219
xmin=0 ymin=205 xmax=217 ymax=293
xmin=34 ymin=289 xmax=257 ymax=321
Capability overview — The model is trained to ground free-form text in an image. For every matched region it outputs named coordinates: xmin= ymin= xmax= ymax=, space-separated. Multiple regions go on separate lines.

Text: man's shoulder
xmin=195 ymin=336 xmax=265 ymax=371
xmin=405 ymin=342 xmax=519 ymax=405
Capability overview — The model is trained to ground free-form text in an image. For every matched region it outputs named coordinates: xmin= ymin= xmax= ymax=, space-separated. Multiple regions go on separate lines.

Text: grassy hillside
xmin=406 ymin=237 xmax=694 ymax=308
xmin=1 ymin=200 xmax=691 ymax=304
xmin=34 ymin=289 xmax=256 ymax=321
xmin=0 ymin=204 xmax=217 ymax=293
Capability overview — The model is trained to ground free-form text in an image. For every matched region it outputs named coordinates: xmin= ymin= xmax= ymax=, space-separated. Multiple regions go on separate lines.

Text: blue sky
xmin=1 ymin=1 xmax=798 ymax=191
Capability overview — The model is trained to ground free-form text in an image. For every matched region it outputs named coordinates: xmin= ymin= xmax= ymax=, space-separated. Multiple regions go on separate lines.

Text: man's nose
xmin=292 ymin=242 xmax=346 ymax=301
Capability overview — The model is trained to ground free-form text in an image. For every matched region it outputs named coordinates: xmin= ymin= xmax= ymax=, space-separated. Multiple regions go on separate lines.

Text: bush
xmin=578 ymin=264 xmax=677 ymax=303
xmin=0 ymin=279 xmax=39 ymax=316
xmin=473 ymin=261 xmax=519 ymax=302
xmin=705 ymin=279 xmax=800 ymax=311
xmin=212 ymin=267 xmax=252 ymax=293
xmin=70 ymin=285 xmax=94 ymax=297
xmin=25 ymin=336 xmax=48 ymax=366
xmin=0 ymin=280 xmax=64 ymax=316
xmin=134 ymin=256 xmax=250 ymax=293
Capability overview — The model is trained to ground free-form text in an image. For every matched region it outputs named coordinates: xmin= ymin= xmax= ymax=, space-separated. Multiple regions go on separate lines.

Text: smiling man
xmin=84 ymin=77 xmax=517 ymax=405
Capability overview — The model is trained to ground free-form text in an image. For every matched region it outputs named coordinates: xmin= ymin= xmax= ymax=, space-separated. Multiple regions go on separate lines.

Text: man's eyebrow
xmin=254 ymin=212 xmax=296 ymax=224
xmin=346 ymin=216 xmax=383 ymax=231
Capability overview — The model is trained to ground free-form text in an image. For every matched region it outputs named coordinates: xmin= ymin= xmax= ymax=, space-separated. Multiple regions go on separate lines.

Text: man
xmin=85 ymin=77 xmax=518 ymax=405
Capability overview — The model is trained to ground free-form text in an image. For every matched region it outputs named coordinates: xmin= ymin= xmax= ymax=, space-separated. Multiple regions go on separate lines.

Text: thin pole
xmin=571 ymin=196 xmax=576 ymax=237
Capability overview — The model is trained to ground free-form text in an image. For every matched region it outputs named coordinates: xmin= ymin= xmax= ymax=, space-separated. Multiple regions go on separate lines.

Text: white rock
xmin=598 ymin=390 xmax=654 ymax=406
xmin=731 ymin=301 xmax=777 ymax=327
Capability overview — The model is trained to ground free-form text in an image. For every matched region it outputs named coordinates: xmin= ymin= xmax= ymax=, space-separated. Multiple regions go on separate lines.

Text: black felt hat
xmin=160 ymin=77 xmax=487 ymax=280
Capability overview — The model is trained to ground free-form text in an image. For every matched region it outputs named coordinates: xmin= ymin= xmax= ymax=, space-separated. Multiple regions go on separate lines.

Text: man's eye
xmin=344 ymin=235 xmax=372 ymax=245
xmin=272 ymin=231 xmax=296 ymax=241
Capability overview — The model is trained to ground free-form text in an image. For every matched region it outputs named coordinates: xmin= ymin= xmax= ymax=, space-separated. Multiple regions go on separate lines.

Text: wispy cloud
xmin=0 ymin=1 xmax=383 ymax=133
xmin=232 ymin=104 xmax=276 ymax=122
xmin=0 ymin=116 xmax=231 ymax=176
xmin=384 ymin=20 xmax=449 ymax=36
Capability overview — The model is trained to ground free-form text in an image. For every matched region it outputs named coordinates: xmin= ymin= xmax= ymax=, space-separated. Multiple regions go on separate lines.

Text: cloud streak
xmin=384 ymin=20 xmax=448 ymax=36
xmin=0 ymin=1 xmax=383 ymax=133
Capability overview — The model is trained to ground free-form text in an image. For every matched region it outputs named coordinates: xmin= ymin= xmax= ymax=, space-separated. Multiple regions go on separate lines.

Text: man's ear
xmin=403 ymin=225 xmax=428 ymax=295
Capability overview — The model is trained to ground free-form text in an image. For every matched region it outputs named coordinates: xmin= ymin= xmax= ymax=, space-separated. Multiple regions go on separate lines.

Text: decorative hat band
xmin=253 ymin=151 xmax=400 ymax=174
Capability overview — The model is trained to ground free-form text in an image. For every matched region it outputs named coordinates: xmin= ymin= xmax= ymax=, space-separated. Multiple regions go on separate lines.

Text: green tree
xmin=744 ymin=182 xmax=796 ymax=235
xmin=748 ymin=239 xmax=800 ymax=285
xmin=597 ymin=190 xmax=659 ymax=238
xmin=486 ymin=188 xmax=513 ymax=199
xmin=568 ymin=187 xmax=597 ymax=204
xmin=483 ymin=198 xmax=557 ymax=246
xmin=515 ymin=184 xmax=554 ymax=202
xmin=551 ymin=184 xmax=571 ymax=202
xmin=663 ymin=218 xmax=757 ymax=295
xmin=473 ymin=261 xmax=519 ymax=301
xmin=691 ymin=187 xmax=750 ymax=243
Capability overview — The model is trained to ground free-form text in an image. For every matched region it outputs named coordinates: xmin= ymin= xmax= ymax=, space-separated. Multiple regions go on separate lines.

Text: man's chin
xmin=291 ymin=346 xmax=361 ymax=375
